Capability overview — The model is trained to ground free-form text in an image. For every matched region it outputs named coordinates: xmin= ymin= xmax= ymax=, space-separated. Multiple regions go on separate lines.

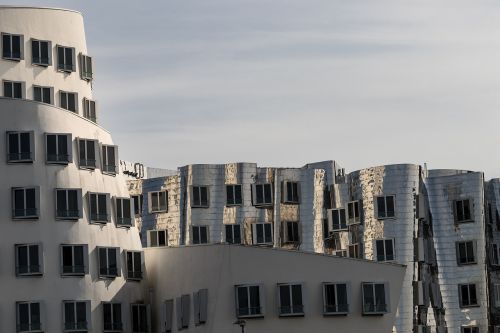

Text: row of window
xmin=2 ymin=33 xmax=93 ymax=79
xmin=13 ymin=243 xmax=143 ymax=280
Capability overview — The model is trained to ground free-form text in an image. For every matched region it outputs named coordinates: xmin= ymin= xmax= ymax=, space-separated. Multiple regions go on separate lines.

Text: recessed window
xmin=125 ymin=250 xmax=143 ymax=280
xmin=282 ymin=181 xmax=299 ymax=204
xmin=251 ymin=223 xmax=273 ymax=245
xmin=131 ymin=304 xmax=148 ymax=333
xmin=78 ymin=138 xmax=97 ymax=169
xmin=176 ymin=295 xmax=190 ymax=330
xmin=57 ymin=45 xmax=75 ymax=72
xmin=34 ymin=85 xmax=53 ymax=104
xmin=79 ymin=54 xmax=93 ymax=80
xmin=329 ymin=208 xmax=347 ymax=231
xmin=46 ymin=133 xmax=72 ymax=164
xmin=12 ymin=187 xmax=39 ymax=219
xmin=376 ymin=195 xmax=395 ymax=219
xmin=375 ymin=239 xmax=395 ymax=262
xmin=362 ymin=282 xmax=388 ymax=315
xmin=89 ymin=192 xmax=110 ymax=223
xmin=103 ymin=302 xmax=122 ymax=333
xmin=148 ymin=230 xmax=168 ymax=247
xmin=192 ymin=225 xmax=209 ymax=244
xmin=116 ymin=197 xmax=133 ymax=227
xmin=226 ymin=184 xmax=242 ymax=206
xmin=284 ymin=221 xmax=300 ymax=243
xmin=132 ymin=194 xmax=143 ymax=216
xmin=235 ymin=284 xmax=263 ymax=318
xmin=192 ymin=186 xmax=209 ymax=208
xmin=148 ymin=191 xmax=168 ymax=213
xmin=83 ymin=98 xmax=96 ymax=122
xmin=347 ymin=201 xmax=361 ymax=225
xmin=61 ymin=244 xmax=88 ymax=276
xmin=15 ymin=243 xmax=43 ymax=276
xmin=459 ymin=283 xmax=478 ymax=307
xmin=225 ymin=224 xmax=241 ymax=244
xmin=98 ymin=247 xmax=119 ymax=278
xmin=17 ymin=301 xmax=42 ymax=332
xmin=2 ymin=33 xmax=23 ymax=60
xmin=456 ymin=241 xmax=476 ymax=265
xmin=163 ymin=300 xmax=174 ymax=333
xmin=462 ymin=327 xmax=479 ymax=333
xmin=102 ymin=145 xmax=118 ymax=174
xmin=323 ymin=283 xmax=349 ymax=315
xmin=491 ymin=243 xmax=500 ymax=266
xmin=454 ymin=199 xmax=473 ymax=223
xmin=63 ymin=300 xmax=90 ymax=332
xmin=60 ymin=91 xmax=78 ymax=112
xmin=7 ymin=131 xmax=34 ymax=163
xmin=278 ymin=283 xmax=304 ymax=316
xmin=31 ymin=39 xmax=51 ymax=66
xmin=348 ymin=243 xmax=360 ymax=258
xmin=56 ymin=188 xmax=82 ymax=220
xmin=4 ymin=80 xmax=24 ymax=98
xmin=193 ymin=289 xmax=208 ymax=325
xmin=252 ymin=183 xmax=273 ymax=206
xmin=494 ymin=284 xmax=500 ymax=308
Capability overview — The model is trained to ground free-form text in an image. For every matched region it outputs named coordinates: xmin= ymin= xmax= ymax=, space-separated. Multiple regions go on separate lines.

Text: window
xmin=462 ymin=327 xmax=479 ymax=333
xmin=333 ymin=250 xmax=347 ymax=257
xmin=193 ymin=289 xmax=208 ymax=325
xmin=226 ymin=184 xmax=242 ymax=206
xmin=103 ymin=302 xmax=122 ymax=332
xmin=12 ymin=187 xmax=39 ymax=219
xmin=89 ymin=192 xmax=110 ymax=223
xmin=148 ymin=230 xmax=168 ymax=247
xmin=7 ymin=131 xmax=34 ymax=163
xmin=459 ymin=284 xmax=478 ymax=307
xmin=235 ymin=285 xmax=263 ymax=318
xmin=132 ymin=195 xmax=143 ymax=216
xmin=348 ymin=243 xmax=360 ymax=258
xmin=61 ymin=244 xmax=88 ymax=276
xmin=116 ymin=197 xmax=133 ymax=227
xmin=2 ymin=33 xmax=23 ymax=60
xmin=278 ymin=283 xmax=304 ymax=316
xmin=17 ymin=301 xmax=42 ymax=332
xmin=251 ymin=223 xmax=273 ymax=245
xmin=225 ymin=224 xmax=241 ymax=244
xmin=494 ymin=284 xmax=500 ymax=308
xmin=126 ymin=250 xmax=143 ymax=280
xmin=31 ymin=39 xmax=51 ymax=66
xmin=131 ymin=304 xmax=148 ymax=333
xmin=80 ymin=54 xmax=93 ymax=80
xmin=347 ymin=201 xmax=361 ymax=225
xmin=83 ymin=98 xmax=96 ymax=122
xmin=491 ymin=243 xmax=500 ymax=266
xmin=98 ymin=247 xmax=119 ymax=278
xmin=176 ymin=295 xmax=190 ymax=330
xmin=456 ymin=241 xmax=476 ymax=265
xmin=375 ymin=239 xmax=395 ymax=261
xmin=57 ymin=45 xmax=75 ymax=72
xmin=362 ymin=282 xmax=388 ymax=314
xmin=63 ymin=300 xmax=90 ymax=332
xmin=192 ymin=186 xmax=209 ymax=208
xmin=282 ymin=181 xmax=299 ymax=204
xmin=78 ymin=138 xmax=97 ymax=169
xmin=252 ymin=183 xmax=273 ymax=206
xmin=148 ymin=191 xmax=168 ymax=213
xmin=323 ymin=219 xmax=330 ymax=239
xmin=284 ymin=221 xmax=300 ymax=243
xmin=323 ymin=283 xmax=349 ymax=315
xmin=454 ymin=199 xmax=473 ymax=223
xmin=34 ymin=85 xmax=52 ymax=104
xmin=329 ymin=208 xmax=347 ymax=231
xmin=4 ymin=80 xmax=23 ymax=98
xmin=60 ymin=91 xmax=78 ymax=112
xmin=192 ymin=225 xmax=209 ymax=244
xmin=15 ymin=243 xmax=43 ymax=276
xmin=162 ymin=300 xmax=174 ymax=333
xmin=46 ymin=133 xmax=72 ymax=164
xmin=376 ymin=195 xmax=395 ymax=219
xmin=56 ymin=189 xmax=82 ymax=220
xmin=102 ymin=145 xmax=118 ymax=174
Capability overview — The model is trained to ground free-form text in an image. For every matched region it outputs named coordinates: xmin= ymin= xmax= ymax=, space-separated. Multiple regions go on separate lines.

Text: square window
xmin=80 ymin=54 xmax=93 ymax=80
xmin=83 ymin=98 xmax=97 ymax=122
xmin=282 ymin=181 xmax=300 ymax=204
xmin=12 ymin=187 xmax=39 ymax=219
xmin=103 ymin=302 xmax=122 ymax=332
xmin=375 ymin=239 xmax=395 ymax=262
xmin=89 ymin=192 xmax=110 ymax=223
xmin=454 ymin=199 xmax=473 ymax=223
xmin=15 ymin=243 xmax=43 ymax=276
xmin=78 ymin=138 xmax=97 ymax=169
xmin=56 ymin=189 xmax=82 ymax=220
xmin=46 ymin=133 xmax=72 ymax=164
xmin=125 ymin=250 xmax=143 ymax=280
xmin=131 ymin=304 xmax=148 ymax=333
xmin=362 ymin=282 xmax=389 ymax=314
xmin=115 ymin=197 xmax=133 ymax=227
xmin=235 ymin=285 xmax=263 ymax=318
xmin=132 ymin=195 xmax=143 ymax=217
xmin=148 ymin=230 xmax=168 ymax=247
xmin=192 ymin=186 xmax=209 ymax=208
xmin=60 ymin=91 xmax=78 ymax=112
xmin=226 ymin=184 xmax=242 ymax=206
xmin=61 ymin=244 xmax=88 ymax=276
xmin=329 ymin=208 xmax=347 ymax=231
xmin=225 ymin=224 xmax=241 ymax=244
xmin=252 ymin=183 xmax=273 ymax=206
xmin=34 ymin=85 xmax=53 ymax=104
xmin=323 ymin=283 xmax=349 ymax=315
xmin=7 ymin=131 xmax=34 ymax=163
xmin=459 ymin=284 xmax=478 ymax=307
xmin=4 ymin=80 xmax=24 ymax=98
xmin=98 ymin=247 xmax=119 ymax=278
xmin=102 ymin=145 xmax=118 ymax=174
xmin=192 ymin=225 xmax=209 ymax=244
xmin=2 ymin=33 xmax=23 ymax=60
xmin=17 ymin=301 xmax=43 ymax=332
xmin=57 ymin=46 xmax=75 ymax=72
xmin=456 ymin=241 xmax=476 ymax=265
xmin=284 ymin=221 xmax=300 ymax=243
xmin=148 ymin=191 xmax=168 ymax=213
xmin=63 ymin=300 xmax=90 ymax=332
xmin=376 ymin=195 xmax=395 ymax=219
xmin=347 ymin=201 xmax=361 ymax=225
xmin=278 ymin=283 xmax=304 ymax=316
xmin=31 ymin=39 xmax=51 ymax=66
xmin=251 ymin=223 xmax=273 ymax=245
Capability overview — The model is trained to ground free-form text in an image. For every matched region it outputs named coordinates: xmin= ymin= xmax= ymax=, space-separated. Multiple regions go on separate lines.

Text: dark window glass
xmin=280 ymin=285 xmax=291 ymax=314
xmin=249 ymin=286 xmax=260 ymax=314
xmin=264 ymin=223 xmax=272 ymax=243
xmin=264 ymin=184 xmax=272 ymax=204
xmin=2 ymin=34 xmax=9 ymax=58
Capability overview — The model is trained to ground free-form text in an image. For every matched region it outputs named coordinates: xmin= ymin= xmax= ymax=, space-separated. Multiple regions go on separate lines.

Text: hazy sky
xmin=6 ymin=0 xmax=500 ymax=177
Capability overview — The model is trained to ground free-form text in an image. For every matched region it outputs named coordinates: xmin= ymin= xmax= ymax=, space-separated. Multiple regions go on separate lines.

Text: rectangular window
xmin=61 ymin=244 xmax=87 ymax=276
xmin=116 ymin=197 xmax=133 ymax=227
xmin=323 ymin=283 xmax=349 ymax=315
xmin=226 ymin=184 xmax=242 ymax=206
xmin=163 ymin=300 xmax=174 ymax=333
xmin=235 ymin=285 xmax=263 ymax=318
xmin=126 ymin=250 xmax=143 ymax=280
xmin=278 ymin=283 xmax=304 ymax=316
xmin=2 ymin=33 xmax=23 ymax=60
xmin=333 ymin=250 xmax=347 ymax=257
xmin=252 ymin=183 xmax=273 ymax=206
xmin=192 ymin=186 xmax=209 ymax=208
xmin=4 ymin=80 xmax=24 ymax=98
xmin=323 ymin=218 xmax=330 ymax=239
xmin=102 ymin=145 xmax=118 ymax=174
xmin=176 ymin=295 xmax=190 ymax=330
xmin=89 ymin=193 xmax=110 ymax=223
xmin=80 ymin=54 xmax=93 ymax=80
xmin=462 ymin=327 xmax=479 ymax=333
xmin=456 ymin=241 xmax=476 ymax=265
xmin=34 ymin=85 xmax=52 ymax=104
xmin=149 ymin=191 xmax=168 ymax=213
xmin=15 ymin=243 xmax=42 ymax=276
xmin=103 ymin=302 xmax=122 ymax=332
xmin=148 ymin=230 xmax=168 ymax=247
xmin=492 ymin=243 xmax=500 ymax=266
xmin=17 ymin=301 xmax=42 ymax=332
xmin=46 ymin=133 xmax=71 ymax=164
xmin=347 ymin=201 xmax=361 ymax=225
xmin=494 ymin=284 xmax=500 ymax=308
xmin=329 ymin=208 xmax=347 ymax=231
xmin=31 ymin=39 xmax=51 ymax=66
xmin=131 ymin=304 xmax=148 ymax=333
xmin=83 ymin=98 xmax=96 ymax=122
xmin=57 ymin=45 xmax=75 ymax=72
xmin=282 ymin=181 xmax=300 ymax=204
xmin=132 ymin=195 xmax=143 ymax=216
xmin=56 ymin=189 xmax=82 ymax=220
xmin=376 ymin=195 xmax=395 ymax=219
xmin=98 ymin=247 xmax=119 ymax=278
xmin=193 ymin=289 xmax=208 ymax=325
xmin=348 ymin=243 xmax=360 ymax=258
xmin=459 ymin=284 xmax=478 ymax=307
xmin=12 ymin=187 xmax=39 ymax=219
xmin=454 ymin=199 xmax=473 ymax=223
xmin=63 ymin=300 xmax=90 ymax=331
xmin=251 ymin=223 xmax=273 ymax=245
xmin=284 ymin=221 xmax=300 ymax=243
xmin=362 ymin=282 xmax=388 ymax=314
xmin=60 ymin=91 xmax=78 ymax=112
xmin=225 ymin=224 xmax=241 ymax=244
xmin=78 ymin=138 xmax=97 ymax=169
xmin=375 ymin=239 xmax=395 ymax=262
xmin=192 ymin=225 xmax=209 ymax=244
xmin=7 ymin=131 xmax=34 ymax=162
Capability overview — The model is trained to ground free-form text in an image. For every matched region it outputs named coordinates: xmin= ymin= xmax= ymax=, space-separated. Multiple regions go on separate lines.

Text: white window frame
xmin=34 ymin=85 xmax=53 ymax=104
xmin=17 ymin=301 xmax=44 ymax=333
xmin=79 ymin=54 xmax=93 ymax=80
xmin=225 ymin=224 xmax=241 ymax=244
xmin=251 ymin=223 xmax=273 ymax=245
xmin=362 ymin=282 xmax=389 ymax=315
xmin=88 ymin=192 xmax=110 ymax=223
xmin=226 ymin=184 xmax=242 ymax=206
xmin=148 ymin=191 xmax=168 ymax=213
xmin=2 ymin=32 xmax=24 ymax=60
xmin=277 ymin=283 xmax=304 ymax=316
xmin=282 ymin=181 xmax=300 ymax=204
xmin=102 ymin=302 xmax=122 ymax=333
xmin=83 ymin=98 xmax=97 ymax=122
xmin=115 ymin=197 xmax=134 ymax=227
xmin=45 ymin=133 xmax=72 ymax=164
xmin=130 ymin=304 xmax=149 ymax=333
xmin=323 ymin=282 xmax=350 ymax=315
xmin=101 ymin=144 xmax=118 ymax=175
xmin=97 ymin=247 xmax=120 ymax=279
xmin=375 ymin=238 xmax=395 ymax=262
xmin=55 ymin=188 xmax=83 ymax=220
xmin=31 ymin=38 xmax=51 ymax=66
xmin=7 ymin=130 xmax=34 ymax=163
xmin=458 ymin=283 xmax=478 ymax=307
xmin=147 ymin=230 xmax=168 ymax=247
xmin=15 ymin=243 xmax=43 ymax=276
xmin=62 ymin=300 xmax=91 ymax=332
xmin=347 ymin=200 xmax=361 ymax=225
xmin=252 ymin=183 xmax=273 ymax=207
xmin=3 ymin=80 xmax=25 ymax=99
xmin=376 ymin=195 xmax=396 ymax=219
xmin=191 ymin=186 xmax=209 ymax=208
xmin=77 ymin=138 xmax=98 ymax=169
xmin=12 ymin=186 xmax=40 ymax=219
xmin=283 ymin=221 xmax=300 ymax=243
xmin=125 ymin=250 xmax=143 ymax=280
xmin=328 ymin=208 xmax=348 ymax=231
xmin=57 ymin=45 xmax=76 ymax=72
xmin=454 ymin=199 xmax=474 ymax=223
xmin=60 ymin=244 xmax=88 ymax=276
xmin=235 ymin=284 xmax=265 ymax=318
xmin=192 ymin=225 xmax=209 ymax=245
xmin=456 ymin=240 xmax=476 ymax=265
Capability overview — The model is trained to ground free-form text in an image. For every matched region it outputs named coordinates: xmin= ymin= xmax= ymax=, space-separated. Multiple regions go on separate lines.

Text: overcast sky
xmin=6 ymin=0 xmax=500 ymax=177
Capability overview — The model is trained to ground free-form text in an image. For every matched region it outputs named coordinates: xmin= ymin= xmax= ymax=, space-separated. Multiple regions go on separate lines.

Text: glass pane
xmin=256 ymin=224 xmax=264 ymax=243
xmin=40 ymin=41 xmax=48 ymax=61
xmin=374 ymin=284 xmax=386 ymax=311
xmin=103 ymin=303 xmax=112 ymax=323
xmin=264 ymin=184 xmax=272 ymax=204
xmin=122 ymin=199 xmax=131 ymax=219
xmin=150 ymin=231 xmax=158 ymax=247
xmin=200 ymin=226 xmax=208 ymax=243
xmin=225 ymin=225 xmax=233 ymax=243
xmin=99 ymin=248 xmax=108 ymax=274
xmin=86 ymin=140 xmax=95 ymax=160
xmin=9 ymin=133 xmax=19 ymax=156
xmin=29 ymin=245 xmax=39 ymax=268
xmin=159 ymin=231 xmax=166 ymax=246
xmin=107 ymin=147 xmax=115 ymax=168
xmin=47 ymin=135 xmax=57 ymax=157
xmin=363 ymin=284 xmax=374 ymax=310
xmin=31 ymin=303 xmax=41 ymax=325
xmin=200 ymin=187 xmax=208 ymax=206
xmin=291 ymin=284 xmax=303 ymax=310
xmin=90 ymin=194 xmax=97 ymax=216
xmin=456 ymin=200 xmax=464 ymax=221
xmin=463 ymin=200 xmax=471 ymax=220
xmin=377 ymin=197 xmax=386 ymax=218
xmin=256 ymin=185 xmax=263 ymax=204
xmin=19 ymin=303 xmax=30 ymax=326
xmin=18 ymin=246 xmax=28 ymax=268
xmin=34 ymin=87 xmax=41 ymax=101
xmin=14 ymin=82 xmax=22 ymax=98
xmin=226 ymin=185 xmax=234 ymax=205
xmin=74 ymin=246 xmax=84 ymax=266
xmin=279 ymin=285 xmax=291 ymax=313
xmin=264 ymin=223 xmax=272 ymax=243
xmin=337 ymin=284 xmax=348 ymax=311
xmin=113 ymin=303 xmax=121 ymax=325
xmin=20 ymin=133 xmax=30 ymax=154
xmin=386 ymin=196 xmax=395 ymax=217
xmin=132 ymin=306 xmax=139 ymax=331
xmin=108 ymin=249 xmax=117 ymax=274
xmin=193 ymin=227 xmax=200 ymax=244
xmin=58 ymin=135 xmax=68 ymax=156
xmin=235 ymin=185 xmax=242 ymax=204
xmin=376 ymin=241 xmax=385 ymax=261
xmin=325 ymin=285 xmax=336 ymax=311
xmin=466 ymin=242 xmax=474 ymax=262
xmin=78 ymin=140 xmax=86 ymax=161
xmin=65 ymin=302 xmax=75 ymax=325
xmin=340 ymin=209 xmax=346 ymax=228
xmin=385 ymin=240 xmax=394 ymax=260
xmin=193 ymin=187 xmax=200 ymax=206
xmin=62 ymin=246 xmax=73 ymax=266
xmin=68 ymin=93 xmax=75 ymax=112
xmin=249 ymin=286 xmax=260 ymax=314
xmin=12 ymin=35 xmax=20 ymax=57
xmin=58 ymin=47 xmax=64 ymax=67
xmin=76 ymin=302 xmax=86 ymax=323
xmin=159 ymin=191 xmax=167 ymax=211
xmin=469 ymin=285 xmax=477 ymax=304
xmin=14 ymin=189 xmax=25 ymax=211
xmin=234 ymin=225 xmax=241 ymax=244
xmin=2 ymin=34 xmax=9 ymax=57
xmin=68 ymin=190 xmax=78 ymax=214
xmin=458 ymin=243 xmax=466 ymax=263
xmin=43 ymin=87 xmax=51 ymax=104
xmin=98 ymin=194 xmax=107 ymax=216
xmin=65 ymin=49 xmax=73 ymax=68
xmin=26 ymin=188 xmax=36 ymax=210
xmin=237 ymin=287 xmax=249 ymax=315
